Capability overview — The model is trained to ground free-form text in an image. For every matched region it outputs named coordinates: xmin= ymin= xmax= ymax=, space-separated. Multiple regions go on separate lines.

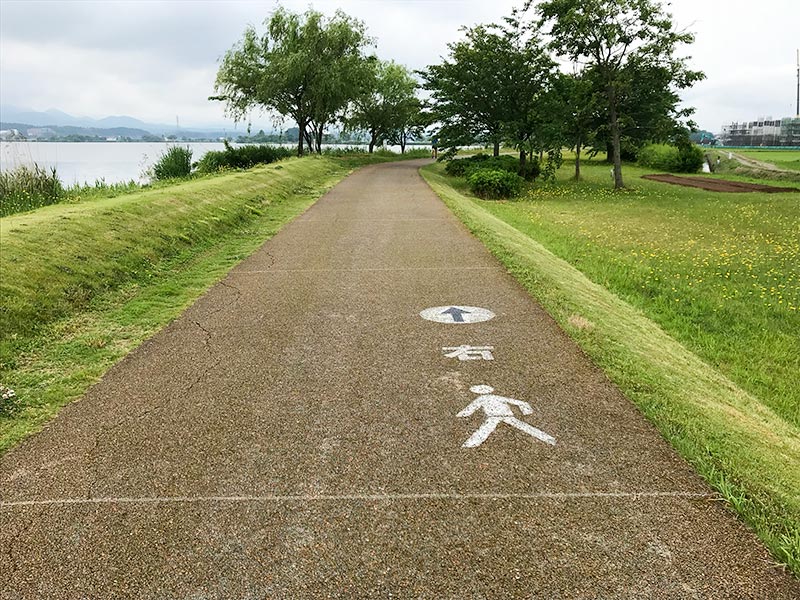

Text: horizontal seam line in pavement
xmin=1 ymin=491 xmax=713 ymax=508
xmin=297 ymin=219 xmax=453 ymax=222
xmin=229 ymin=267 xmax=501 ymax=273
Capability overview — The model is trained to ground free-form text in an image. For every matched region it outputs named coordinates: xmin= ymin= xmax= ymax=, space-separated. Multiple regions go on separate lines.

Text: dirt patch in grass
xmin=643 ymin=174 xmax=799 ymax=193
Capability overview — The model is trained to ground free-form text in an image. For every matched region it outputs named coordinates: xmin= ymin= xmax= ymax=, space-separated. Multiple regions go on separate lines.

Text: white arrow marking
xmin=457 ymin=385 xmax=556 ymax=448
xmin=419 ymin=306 xmax=495 ymax=324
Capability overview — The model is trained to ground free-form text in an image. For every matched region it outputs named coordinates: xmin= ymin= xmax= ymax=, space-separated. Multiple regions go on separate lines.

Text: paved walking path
xmin=1 ymin=160 xmax=797 ymax=598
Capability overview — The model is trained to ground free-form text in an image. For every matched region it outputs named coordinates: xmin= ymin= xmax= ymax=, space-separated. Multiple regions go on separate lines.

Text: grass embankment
xmin=703 ymin=149 xmax=800 ymax=183
xmin=421 ymin=159 xmax=800 ymax=575
xmin=736 ymin=149 xmax=800 ymax=172
xmin=0 ymin=153 xmax=405 ymax=452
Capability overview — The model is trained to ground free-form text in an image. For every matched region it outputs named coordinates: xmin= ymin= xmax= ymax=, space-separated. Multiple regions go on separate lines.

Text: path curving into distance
xmin=2 ymin=160 xmax=797 ymax=598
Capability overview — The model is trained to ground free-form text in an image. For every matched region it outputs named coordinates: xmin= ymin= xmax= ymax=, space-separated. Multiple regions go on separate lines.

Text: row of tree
xmin=211 ymin=8 xmax=422 ymax=157
xmin=212 ymin=0 xmax=703 ymax=189
xmin=420 ymin=0 xmax=703 ymax=188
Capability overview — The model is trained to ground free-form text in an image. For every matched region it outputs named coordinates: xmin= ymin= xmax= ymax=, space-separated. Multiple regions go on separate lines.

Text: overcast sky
xmin=1 ymin=0 xmax=798 ymax=132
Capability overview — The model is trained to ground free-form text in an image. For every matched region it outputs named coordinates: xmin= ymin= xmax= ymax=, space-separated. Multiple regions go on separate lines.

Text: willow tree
xmin=533 ymin=0 xmax=702 ymax=189
xmin=211 ymin=8 xmax=373 ymax=156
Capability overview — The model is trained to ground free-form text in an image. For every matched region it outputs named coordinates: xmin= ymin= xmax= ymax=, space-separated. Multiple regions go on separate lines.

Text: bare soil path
xmin=643 ymin=173 xmax=799 ymax=193
xmin=2 ymin=160 xmax=797 ymax=598
xmin=730 ymin=151 xmax=787 ymax=172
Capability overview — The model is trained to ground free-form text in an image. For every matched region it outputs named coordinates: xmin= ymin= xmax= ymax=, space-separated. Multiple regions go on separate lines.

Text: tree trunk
xmin=296 ymin=121 xmax=306 ymax=157
xmin=311 ymin=120 xmax=325 ymax=154
xmin=401 ymin=131 xmax=406 ymax=154
xmin=304 ymin=130 xmax=314 ymax=155
xmin=608 ymin=86 xmax=624 ymax=189
xmin=368 ymin=131 xmax=376 ymax=154
xmin=519 ymin=150 xmax=527 ymax=167
xmin=493 ymin=140 xmax=500 ymax=157
xmin=574 ymin=137 xmax=582 ymax=181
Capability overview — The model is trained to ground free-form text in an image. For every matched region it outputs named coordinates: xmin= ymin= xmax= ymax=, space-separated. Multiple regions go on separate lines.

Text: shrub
xmin=467 ymin=168 xmax=523 ymax=199
xmin=638 ymin=143 xmax=703 ymax=173
xmin=637 ymin=144 xmax=675 ymax=171
xmin=675 ymin=142 xmax=705 ymax=173
xmin=518 ymin=160 xmax=541 ymax=181
xmin=322 ymin=146 xmax=369 ymax=156
xmin=474 ymin=156 xmax=517 ymax=174
xmin=152 ymin=146 xmax=193 ymax=180
xmin=195 ymin=142 xmax=292 ymax=173
xmin=444 ymin=159 xmax=471 ymax=177
xmin=445 ymin=154 xmax=540 ymax=181
xmin=0 ymin=163 xmax=64 ymax=217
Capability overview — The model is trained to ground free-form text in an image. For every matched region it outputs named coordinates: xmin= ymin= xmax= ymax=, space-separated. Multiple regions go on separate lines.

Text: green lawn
xmin=736 ymin=149 xmax=800 ymax=171
xmin=480 ymin=161 xmax=799 ymax=426
xmin=422 ymin=158 xmax=800 ymax=574
xmin=0 ymin=153 xmax=405 ymax=452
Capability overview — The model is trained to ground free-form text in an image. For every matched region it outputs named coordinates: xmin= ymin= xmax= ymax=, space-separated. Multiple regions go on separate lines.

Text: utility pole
xmin=796 ymin=49 xmax=799 ymax=117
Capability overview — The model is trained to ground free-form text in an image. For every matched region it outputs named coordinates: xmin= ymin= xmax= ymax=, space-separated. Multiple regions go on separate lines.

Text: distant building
xmin=26 ymin=127 xmax=56 ymax=139
xmin=0 ymin=128 xmax=23 ymax=140
xmin=719 ymin=117 xmax=800 ymax=146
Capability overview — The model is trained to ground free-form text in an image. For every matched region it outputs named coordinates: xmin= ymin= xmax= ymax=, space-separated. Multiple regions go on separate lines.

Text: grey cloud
xmin=2 ymin=0 xmax=797 ymax=129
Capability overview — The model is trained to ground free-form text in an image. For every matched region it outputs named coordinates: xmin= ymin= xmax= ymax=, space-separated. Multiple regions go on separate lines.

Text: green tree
xmin=533 ymin=0 xmax=703 ymax=189
xmin=212 ymin=8 xmax=373 ymax=157
xmin=420 ymin=25 xmax=517 ymax=157
xmin=602 ymin=55 xmax=703 ymax=161
xmin=347 ymin=60 xmax=419 ymax=153
xmin=496 ymin=18 xmax=559 ymax=169
xmin=553 ymin=69 xmax=603 ymax=180
xmin=387 ymin=95 xmax=425 ymax=154
xmin=420 ymin=21 xmax=555 ymax=161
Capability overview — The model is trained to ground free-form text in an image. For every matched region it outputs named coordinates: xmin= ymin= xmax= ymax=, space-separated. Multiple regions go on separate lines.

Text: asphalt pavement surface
xmin=2 ymin=160 xmax=797 ymax=598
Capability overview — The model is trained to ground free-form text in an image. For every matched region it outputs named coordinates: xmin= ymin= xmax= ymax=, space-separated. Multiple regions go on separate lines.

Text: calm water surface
xmin=0 ymin=142 xmax=254 ymax=185
xmin=0 ymin=141 xmax=418 ymax=185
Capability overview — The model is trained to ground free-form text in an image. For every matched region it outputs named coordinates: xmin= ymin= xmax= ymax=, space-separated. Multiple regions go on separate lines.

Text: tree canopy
xmin=208 ymin=2 xmax=704 ymax=189
xmin=420 ymin=24 xmax=534 ymax=158
xmin=212 ymin=8 xmax=374 ymax=156
xmin=346 ymin=60 xmax=420 ymax=153
xmin=532 ymin=0 xmax=704 ymax=188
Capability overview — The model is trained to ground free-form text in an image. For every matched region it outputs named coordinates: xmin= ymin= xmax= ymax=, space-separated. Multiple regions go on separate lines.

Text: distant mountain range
xmin=0 ymin=105 xmax=268 ymax=139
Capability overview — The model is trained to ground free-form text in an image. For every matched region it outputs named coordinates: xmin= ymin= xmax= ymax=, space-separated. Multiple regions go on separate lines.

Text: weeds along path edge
xmin=0 ymin=155 xmax=400 ymax=454
xmin=420 ymin=165 xmax=800 ymax=576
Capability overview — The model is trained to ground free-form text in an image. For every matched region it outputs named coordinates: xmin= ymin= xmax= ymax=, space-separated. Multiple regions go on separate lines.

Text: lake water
xmin=0 ymin=141 xmax=424 ymax=186
xmin=1 ymin=142 xmax=228 ymax=185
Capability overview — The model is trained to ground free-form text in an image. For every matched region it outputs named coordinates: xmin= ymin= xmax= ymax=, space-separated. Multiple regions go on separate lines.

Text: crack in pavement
xmin=190 ymin=276 xmax=244 ymax=329
xmin=84 ymin=319 xmax=222 ymax=499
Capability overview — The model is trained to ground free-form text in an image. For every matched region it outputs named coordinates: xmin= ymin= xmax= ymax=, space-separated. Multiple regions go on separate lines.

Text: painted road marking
xmin=457 ymin=385 xmax=556 ymax=448
xmin=442 ymin=345 xmax=494 ymax=361
xmin=420 ymin=306 xmax=495 ymax=324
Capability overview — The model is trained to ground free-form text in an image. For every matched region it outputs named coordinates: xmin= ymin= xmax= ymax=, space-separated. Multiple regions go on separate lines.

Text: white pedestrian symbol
xmin=457 ymin=385 xmax=556 ymax=448
xmin=442 ymin=345 xmax=494 ymax=361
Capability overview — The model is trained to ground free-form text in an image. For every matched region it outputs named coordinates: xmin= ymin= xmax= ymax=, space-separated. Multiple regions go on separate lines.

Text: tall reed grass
xmin=0 ymin=163 xmax=144 ymax=218
xmin=0 ymin=163 xmax=63 ymax=217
